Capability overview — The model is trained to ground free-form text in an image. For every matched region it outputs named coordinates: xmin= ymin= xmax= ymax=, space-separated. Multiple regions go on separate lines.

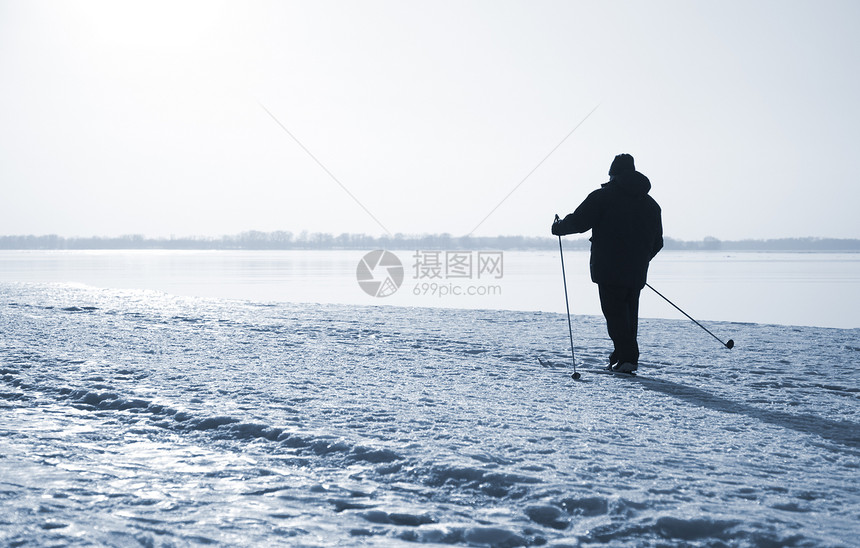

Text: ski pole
xmin=645 ymin=283 xmax=734 ymax=349
xmin=555 ymin=215 xmax=581 ymax=380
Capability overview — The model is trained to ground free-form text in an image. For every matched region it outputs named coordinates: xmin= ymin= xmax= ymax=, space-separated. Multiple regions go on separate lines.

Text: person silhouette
xmin=552 ymin=153 xmax=663 ymax=373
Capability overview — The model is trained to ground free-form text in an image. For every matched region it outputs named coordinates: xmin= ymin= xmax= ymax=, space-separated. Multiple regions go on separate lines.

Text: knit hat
xmin=608 ymin=153 xmax=635 ymax=176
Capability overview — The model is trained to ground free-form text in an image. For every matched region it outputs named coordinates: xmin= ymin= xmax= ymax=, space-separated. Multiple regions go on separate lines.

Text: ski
xmin=587 ymin=367 xmax=637 ymax=378
xmin=539 ymin=357 xmax=657 ymax=381
xmin=577 ymin=366 xmax=669 ymax=384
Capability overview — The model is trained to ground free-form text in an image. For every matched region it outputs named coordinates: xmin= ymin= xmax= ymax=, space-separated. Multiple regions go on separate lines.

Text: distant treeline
xmin=0 ymin=232 xmax=858 ymax=251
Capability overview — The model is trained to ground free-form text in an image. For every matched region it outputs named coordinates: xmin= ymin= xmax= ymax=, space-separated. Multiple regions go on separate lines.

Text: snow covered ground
xmin=1 ymin=282 xmax=858 ymax=547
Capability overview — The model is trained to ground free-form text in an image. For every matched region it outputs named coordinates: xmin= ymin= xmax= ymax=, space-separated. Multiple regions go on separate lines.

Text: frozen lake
xmin=1 ymin=249 xmax=858 ymax=328
xmin=2 ymin=247 xmax=859 ymax=545
xmin=1 ymin=283 xmax=858 ymax=546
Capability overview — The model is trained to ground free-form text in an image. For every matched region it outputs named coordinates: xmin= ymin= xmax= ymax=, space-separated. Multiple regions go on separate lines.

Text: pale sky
xmin=1 ymin=0 xmax=858 ymax=240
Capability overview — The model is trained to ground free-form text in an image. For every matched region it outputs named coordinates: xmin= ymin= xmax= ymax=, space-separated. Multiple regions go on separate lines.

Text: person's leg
xmin=625 ymin=287 xmax=641 ymax=365
xmin=599 ymin=284 xmax=633 ymax=364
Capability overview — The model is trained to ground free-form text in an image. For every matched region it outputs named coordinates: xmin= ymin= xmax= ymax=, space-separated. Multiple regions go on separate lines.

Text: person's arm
xmin=650 ymin=205 xmax=664 ymax=259
xmin=552 ymin=190 xmax=602 ymax=236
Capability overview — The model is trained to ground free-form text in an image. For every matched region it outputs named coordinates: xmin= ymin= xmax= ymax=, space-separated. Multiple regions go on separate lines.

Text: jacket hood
xmin=602 ymin=170 xmax=651 ymax=196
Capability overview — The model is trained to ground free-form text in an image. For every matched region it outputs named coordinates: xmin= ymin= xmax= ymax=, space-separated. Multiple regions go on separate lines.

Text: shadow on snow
xmin=629 ymin=377 xmax=860 ymax=451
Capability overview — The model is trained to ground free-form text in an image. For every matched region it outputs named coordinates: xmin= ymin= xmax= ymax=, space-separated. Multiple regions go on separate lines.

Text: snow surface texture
xmin=1 ymin=283 xmax=858 ymax=547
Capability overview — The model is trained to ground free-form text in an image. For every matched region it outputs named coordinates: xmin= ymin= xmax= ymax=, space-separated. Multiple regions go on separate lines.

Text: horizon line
xmin=0 ymin=231 xmax=858 ymax=240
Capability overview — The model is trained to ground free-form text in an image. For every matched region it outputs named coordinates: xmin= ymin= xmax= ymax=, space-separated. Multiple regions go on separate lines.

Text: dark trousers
xmin=598 ymin=284 xmax=640 ymax=365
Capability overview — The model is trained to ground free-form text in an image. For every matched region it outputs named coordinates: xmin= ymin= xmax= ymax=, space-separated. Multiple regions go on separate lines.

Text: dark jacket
xmin=552 ymin=170 xmax=663 ymax=289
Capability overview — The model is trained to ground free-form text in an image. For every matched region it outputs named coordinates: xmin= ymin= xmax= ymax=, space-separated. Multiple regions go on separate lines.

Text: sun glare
xmin=70 ymin=0 xmax=223 ymax=53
